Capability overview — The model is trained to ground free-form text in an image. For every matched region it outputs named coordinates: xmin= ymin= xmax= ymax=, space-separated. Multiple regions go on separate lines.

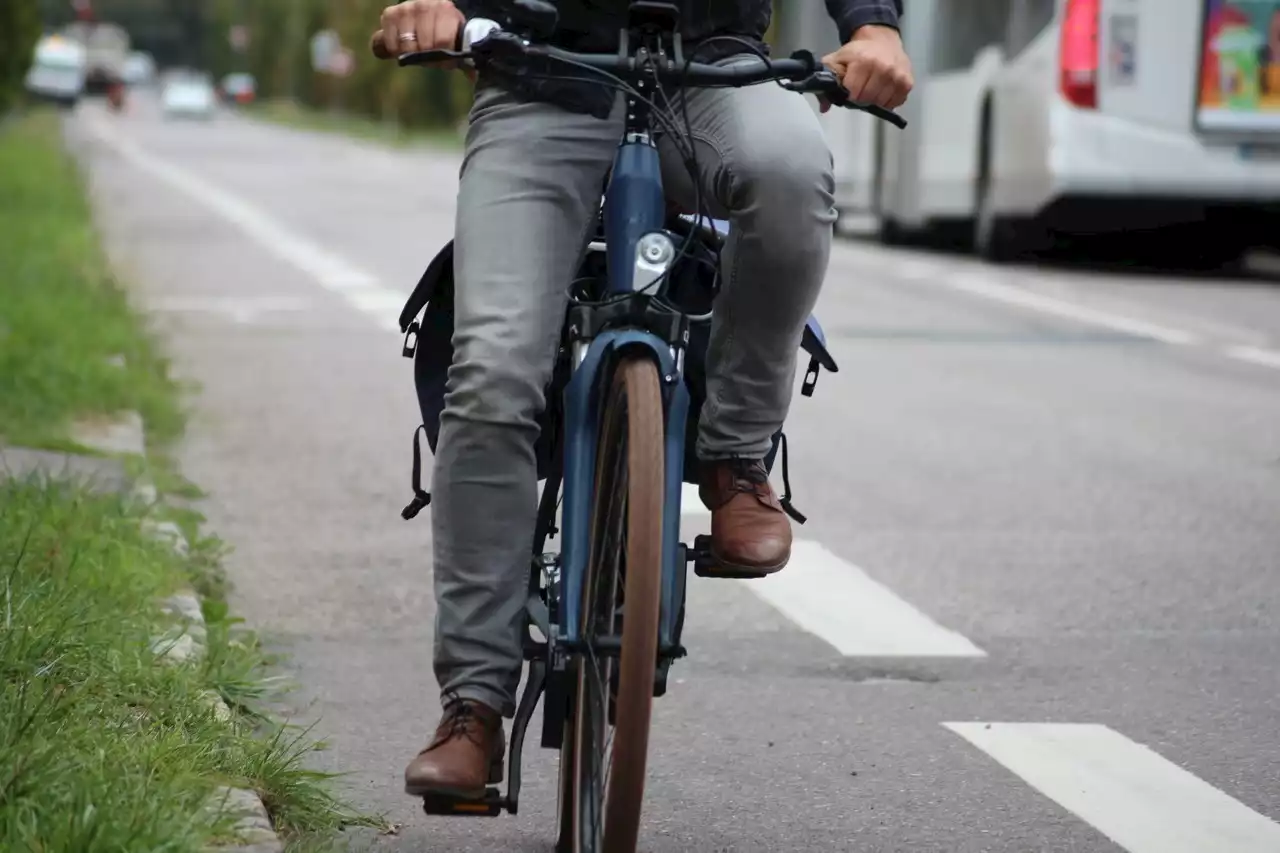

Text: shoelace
xmin=723 ymin=445 xmax=807 ymax=525
xmin=431 ymin=694 xmax=490 ymax=749
xmin=726 ymin=457 xmax=769 ymax=492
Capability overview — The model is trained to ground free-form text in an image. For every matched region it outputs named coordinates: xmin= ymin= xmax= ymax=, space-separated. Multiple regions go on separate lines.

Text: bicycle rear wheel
xmin=568 ymin=355 xmax=664 ymax=853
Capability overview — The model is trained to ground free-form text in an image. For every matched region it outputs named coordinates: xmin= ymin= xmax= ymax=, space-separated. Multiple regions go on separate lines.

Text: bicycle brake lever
xmin=787 ymin=69 xmax=909 ymax=129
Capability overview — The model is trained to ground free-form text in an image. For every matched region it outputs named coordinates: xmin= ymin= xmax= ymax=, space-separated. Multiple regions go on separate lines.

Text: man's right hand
xmin=370 ymin=0 xmax=465 ymax=61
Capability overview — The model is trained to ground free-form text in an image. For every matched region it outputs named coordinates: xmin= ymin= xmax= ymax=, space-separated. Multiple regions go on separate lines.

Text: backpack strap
xmin=401 ymin=424 xmax=433 ymax=520
xmin=776 ymin=432 xmax=806 ymax=525
xmin=399 ymin=240 xmax=456 ymax=359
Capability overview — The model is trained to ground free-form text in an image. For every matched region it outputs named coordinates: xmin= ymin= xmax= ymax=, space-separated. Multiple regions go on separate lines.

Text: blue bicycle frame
xmin=556 ymin=126 xmax=689 ymax=655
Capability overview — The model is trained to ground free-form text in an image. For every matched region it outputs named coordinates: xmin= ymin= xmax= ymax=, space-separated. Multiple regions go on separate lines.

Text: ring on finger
xmin=399 ymin=31 xmax=418 ymax=43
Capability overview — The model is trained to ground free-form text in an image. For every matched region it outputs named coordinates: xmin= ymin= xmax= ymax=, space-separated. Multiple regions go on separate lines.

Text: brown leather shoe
xmin=698 ymin=458 xmax=792 ymax=577
xmin=404 ymin=699 xmax=505 ymax=799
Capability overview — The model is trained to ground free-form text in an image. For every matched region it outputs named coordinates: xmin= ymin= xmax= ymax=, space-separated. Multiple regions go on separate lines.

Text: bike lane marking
xmin=85 ymin=117 xmax=405 ymax=333
xmin=945 ymin=722 xmax=1280 ymax=853
xmin=745 ymin=541 xmax=985 ymax=658
xmin=1224 ymin=344 xmax=1280 ymax=370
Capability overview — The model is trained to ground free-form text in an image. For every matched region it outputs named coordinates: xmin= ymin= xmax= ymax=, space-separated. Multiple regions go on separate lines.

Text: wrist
xmin=851 ymin=24 xmax=901 ymax=43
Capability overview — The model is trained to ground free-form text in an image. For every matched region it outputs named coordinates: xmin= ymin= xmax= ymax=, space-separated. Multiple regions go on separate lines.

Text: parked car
xmin=24 ymin=35 xmax=87 ymax=108
xmin=161 ymin=76 xmax=216 ymax=119
xmin=219 ymin=72 xmax=256 ymax=105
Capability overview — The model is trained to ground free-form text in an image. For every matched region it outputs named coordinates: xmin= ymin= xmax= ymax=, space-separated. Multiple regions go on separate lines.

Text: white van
xmin=781 ymin=0 xmax=1280 ymax=266
xmin=24 ymin=36 xmax=88 ymax=108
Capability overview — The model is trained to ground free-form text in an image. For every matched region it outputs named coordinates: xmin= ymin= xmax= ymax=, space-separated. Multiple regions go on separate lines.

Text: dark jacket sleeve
xmin=825 ymin=0 xmax=903 ymax=44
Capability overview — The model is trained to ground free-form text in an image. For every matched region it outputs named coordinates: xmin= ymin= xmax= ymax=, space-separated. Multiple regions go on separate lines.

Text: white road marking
xmin=945 ymin=722 xmax=1280 ymax=853
xmin=892 ymin=258 xmax=946 ymax=282
xmin=680 ymin=482 xmax=708 ymax=516
xmin=745 ymin=541 xmax=985 ymax=657
xmin=1224 ymin=344 xmax=1280 ymax=370
xmin=84 ymin=118 xmax=404 ymax=330
xmin=943 ymin=272 xmax=1201 ymax=345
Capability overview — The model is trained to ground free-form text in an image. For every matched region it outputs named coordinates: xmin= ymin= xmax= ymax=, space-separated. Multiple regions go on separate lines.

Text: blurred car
xmin=219 ymin=73 xmax=256 ymax=106
xmin=161 ymin=77 xmax=216 ymax=119
xmin=24 ymin=35 xmax=87 ymax=108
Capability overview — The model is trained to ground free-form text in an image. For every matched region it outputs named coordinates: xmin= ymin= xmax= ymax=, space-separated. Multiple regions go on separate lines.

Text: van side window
xmin=930 ymin=0 xmax=1015 ymax=73
xmin=1004 ymin=0 xmax=1058 ymax=59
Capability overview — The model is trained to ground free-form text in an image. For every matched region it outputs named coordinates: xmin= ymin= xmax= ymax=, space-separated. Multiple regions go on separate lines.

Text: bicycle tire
xmin=556 ymin=685 xmax=576 ymax=853
xmin=569 ymin=355 xmax=665 ymax=853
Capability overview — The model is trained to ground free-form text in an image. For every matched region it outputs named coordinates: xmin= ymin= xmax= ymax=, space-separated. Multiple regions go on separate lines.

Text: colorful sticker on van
xmin=1197 ymin=0 xmax=1280 ymax=131
xmin=1109 ymin=14 xmax=1138 ymax=85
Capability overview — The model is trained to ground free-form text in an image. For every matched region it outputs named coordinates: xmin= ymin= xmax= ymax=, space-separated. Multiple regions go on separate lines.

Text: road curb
xmin=139 ymin=478 xmax=285 ymax=853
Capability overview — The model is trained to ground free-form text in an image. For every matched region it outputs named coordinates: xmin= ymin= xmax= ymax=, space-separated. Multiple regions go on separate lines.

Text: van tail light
xmin=1060 ymin=0 xmax=1099 ymax=108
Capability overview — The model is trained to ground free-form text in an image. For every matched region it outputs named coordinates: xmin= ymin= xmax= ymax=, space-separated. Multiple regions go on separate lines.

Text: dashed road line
xmin=838 ymin=246 xmax=1280 ymax=369
xmin=679 ymin=481 xmax=983 ymax=658
xmin=747 ymin=541 xmax=985 ymax=658
xmin=946 ymin=722 xmax=1280 ymax=853
xmin=1224 ymin=344 xmax=1280 ymax=370
xmin=944 ymin=272 xmax=1202 ymax=345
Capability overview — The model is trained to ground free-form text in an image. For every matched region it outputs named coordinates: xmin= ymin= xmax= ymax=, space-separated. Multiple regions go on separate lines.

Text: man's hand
xmin=370 ymin=0 xmax=465 ymax=61
xmin=820 ymin=25 xmax=913 ymax=113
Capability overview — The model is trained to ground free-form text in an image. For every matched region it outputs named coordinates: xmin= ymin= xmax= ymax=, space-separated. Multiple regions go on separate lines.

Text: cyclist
xmin=371 ymin=0 xmax=912 ymax=801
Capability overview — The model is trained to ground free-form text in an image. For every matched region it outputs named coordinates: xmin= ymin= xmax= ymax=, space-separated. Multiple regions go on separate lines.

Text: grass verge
xmin=0 ymin=110 xmax=181 ymax=453
xmin=0 ymin=479 xmax=375 ymax=852
xmin=0 ymin=109 xmax=381 ymax=850
xmin=247 ymin=99 xmax=463 ymax=149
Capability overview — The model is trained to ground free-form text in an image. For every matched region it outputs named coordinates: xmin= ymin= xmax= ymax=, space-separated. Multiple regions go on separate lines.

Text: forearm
xmin=825 ymin=0 xmax=903 ymax=44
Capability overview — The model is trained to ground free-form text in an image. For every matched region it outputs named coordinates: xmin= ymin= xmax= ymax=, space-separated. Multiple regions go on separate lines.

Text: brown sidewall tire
xmin=570 ymin=355 xmax=664 ymax=853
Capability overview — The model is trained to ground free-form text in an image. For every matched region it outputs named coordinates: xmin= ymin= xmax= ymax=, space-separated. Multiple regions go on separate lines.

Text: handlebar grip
xmin=371 ymin=20 xmax=474 ymax=62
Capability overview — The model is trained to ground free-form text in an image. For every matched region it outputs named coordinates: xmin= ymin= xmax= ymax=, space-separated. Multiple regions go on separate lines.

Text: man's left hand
xmin=820 ymin=25 xmax=914 ymax=113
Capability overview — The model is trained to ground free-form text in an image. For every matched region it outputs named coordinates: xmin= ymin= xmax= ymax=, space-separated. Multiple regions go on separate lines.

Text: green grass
xmin=0 ymin=110 xmax=182 ymax=453
xmin=248 ymin=99 xmax=463 ymax=150
xmin=0 ymin=479 xmax=381 ymax=852
xmin=0 ymin=109 xmax=383 ymax=850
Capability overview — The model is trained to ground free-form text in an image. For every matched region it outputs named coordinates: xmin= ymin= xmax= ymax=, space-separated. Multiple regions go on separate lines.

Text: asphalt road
xmin=72 ymin=97 xmax=1280 ymax=853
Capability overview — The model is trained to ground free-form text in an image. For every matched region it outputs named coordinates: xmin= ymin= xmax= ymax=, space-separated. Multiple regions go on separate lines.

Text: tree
xmin=1 ymin=0 xmax=42 ymax=115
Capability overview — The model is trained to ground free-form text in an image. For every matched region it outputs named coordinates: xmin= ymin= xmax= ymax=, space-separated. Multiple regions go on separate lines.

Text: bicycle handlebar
xmin=384 ymin=19 xmax=907 ymax=129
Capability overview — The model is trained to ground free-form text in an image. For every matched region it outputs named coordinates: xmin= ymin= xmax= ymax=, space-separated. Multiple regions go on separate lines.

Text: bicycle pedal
xmin=687 ymin=534 xmax=712 ymax=565
xmin=421 ymin=789 xmax=505 ymax=817
xmin=690 ymin=535 xmax=770 ymax=580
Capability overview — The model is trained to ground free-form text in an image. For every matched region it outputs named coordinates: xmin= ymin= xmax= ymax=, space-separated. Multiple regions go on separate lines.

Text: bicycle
xmin=394 ymin=3 xmax=905 ymax=851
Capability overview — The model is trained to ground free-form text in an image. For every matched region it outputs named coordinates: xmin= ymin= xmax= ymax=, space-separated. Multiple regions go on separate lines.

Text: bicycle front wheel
xmin=569 ymin=354 xmax=665 ymax=853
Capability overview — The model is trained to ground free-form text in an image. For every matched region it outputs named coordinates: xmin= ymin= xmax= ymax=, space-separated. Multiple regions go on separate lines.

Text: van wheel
xmin=878 ymin=215 xmax=910 ymax=247
xmin=974 ymin=163 xmax=1015 ymax=262
xmin=974 ymin=170 xmax=1048 ymax=263
xmin=972 ymin=99 xmax=1037 ymax=264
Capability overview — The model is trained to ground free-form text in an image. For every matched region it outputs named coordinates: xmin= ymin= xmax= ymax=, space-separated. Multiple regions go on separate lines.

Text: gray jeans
xmin=432 ymin=69 xmax=837 ymax=716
